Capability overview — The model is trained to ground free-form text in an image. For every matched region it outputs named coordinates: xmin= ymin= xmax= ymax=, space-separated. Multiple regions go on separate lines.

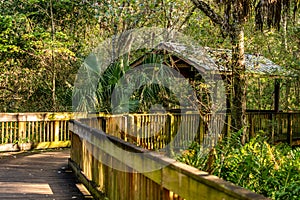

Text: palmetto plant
xmin=96 ymin=58 xmax=130 ymax=113
xmin=110 ymin=54 xmax=188 ymax=114
xmin=74 ymin=53 xmax=187 ymax=114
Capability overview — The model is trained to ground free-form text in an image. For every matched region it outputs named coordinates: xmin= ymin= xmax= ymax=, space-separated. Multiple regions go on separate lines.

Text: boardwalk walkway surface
xmin=0 ymin=149 xmax=94 ymax=200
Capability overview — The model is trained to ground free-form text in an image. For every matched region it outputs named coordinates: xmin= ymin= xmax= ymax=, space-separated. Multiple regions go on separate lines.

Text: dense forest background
xmin=0 ymin=0 xmax=299 ymax=112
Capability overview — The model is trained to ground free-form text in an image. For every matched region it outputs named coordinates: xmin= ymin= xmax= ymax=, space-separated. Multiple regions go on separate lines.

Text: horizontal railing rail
xmin=0 ymin=112 xmax=73 ymax=150
xmin=1 ymin=111 xmax=299 ymax=151
xmin=69 ymin=120 xmax=268 ymax=200
xmin=80 ymin=112 xmax=300 ymax=150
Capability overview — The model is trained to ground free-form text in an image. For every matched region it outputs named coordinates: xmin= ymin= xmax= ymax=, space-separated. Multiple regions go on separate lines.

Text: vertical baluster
xmin=51 ymin=121 xmax=54 ymax=142
xmin=31 ymin=121 xmax=35 ymax=142
xmin=28 ymin=121 xmax=31 ymax=141
xmin=139 ymin=115 xmax=142 ymax=147
xmin=62 ymin=120 xmax=66 ymax=141
xmin=147 ymin=115 xmax=151 ymax=149
xmin=145 ymin=115 xmax=148 ymax=148
xmin=136 ymin=115 xmax=140 ymax=146
xmin=13 ymin=121 xmax=17 ymax=143
xmin=5 ymin=122 xmax=8 ymax=143
xmin=60 ymin=121 xmax=63 ymax=141
xmin=37 ymin=121 xmax=40 ymax=143
xmin=47 ymin=121 xmax=50 ymax=142
xmin=65 ymin=120 xmax=68 ymax=140
xmin=1 ymin=122 xmax=4 ymax=144
xmin=54 ymin=120 xmax=60 ymax=142
xmin=9 ymin=121 xmax=13 ymax=143
xmin=43 ymin=121 xmax=46 ymax=142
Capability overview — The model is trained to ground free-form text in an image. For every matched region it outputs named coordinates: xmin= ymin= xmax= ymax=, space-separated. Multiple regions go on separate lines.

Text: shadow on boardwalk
xmin=0 ymin=149 xmax=93 ymax=200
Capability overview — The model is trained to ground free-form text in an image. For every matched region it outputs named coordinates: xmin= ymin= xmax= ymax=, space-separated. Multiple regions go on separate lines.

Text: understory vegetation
xmin=177 ymin=131 xmax=300 ymax=199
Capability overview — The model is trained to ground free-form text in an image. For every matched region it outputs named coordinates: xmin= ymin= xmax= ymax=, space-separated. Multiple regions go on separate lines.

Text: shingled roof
xmin=155 ymin=42 xmax=287 ymax=76
xmin=205 ymin=48 xmax=284 ymax=75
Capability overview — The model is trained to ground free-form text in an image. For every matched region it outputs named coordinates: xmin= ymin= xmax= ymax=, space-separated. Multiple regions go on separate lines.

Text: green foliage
xmin=246 ymin=77 xmax=275 ymax=110
xmin=74 ymin=53 xmax=185 ymax=114
xmin=177 ymin=132 xmax=300 ymax=199
xmin=0 ymin=0 xmax=299 ymax=112
xmin=0 ymin=0 xmax=95 ymax=111
xmin=0 ymin=0 xmax=197 ymax=112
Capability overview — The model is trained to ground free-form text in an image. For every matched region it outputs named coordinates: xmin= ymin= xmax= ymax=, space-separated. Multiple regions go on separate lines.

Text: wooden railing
xmin=80 ymin=112 xmax=300 ymax=150
xmin=0 ymin=113 xmax=73 ymax=150
xmin=1 ymin=111 xmax=299 ymax=152
xmin=80 ymin=113 xmax=204 ymax=151
xmin=69 ymin=120 xmax=268 ymax=200
xmin=247 ymin=112 xmax=300 ymax=145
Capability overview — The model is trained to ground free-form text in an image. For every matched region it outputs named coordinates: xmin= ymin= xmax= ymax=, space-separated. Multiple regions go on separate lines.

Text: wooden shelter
xmin=127 ymin=42 xmax=300 ymax=145
xmin=130 ymin=42 xmax=291 ymax=113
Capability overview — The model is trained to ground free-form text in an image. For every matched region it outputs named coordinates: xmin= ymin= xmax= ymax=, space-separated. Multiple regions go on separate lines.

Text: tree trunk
xmin=230 ymin=25 xmax=247 ymax=144
xmin=191 ymin=0 xmax=248 ymax=143
xmin=283 ymin=4 xmax=288 ymax=51
xmin=50 ymin=0 xmax=56 ymax=111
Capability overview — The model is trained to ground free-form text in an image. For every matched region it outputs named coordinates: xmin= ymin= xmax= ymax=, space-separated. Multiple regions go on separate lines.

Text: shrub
xmin=176 ymin=131 xmax=300 ymax=199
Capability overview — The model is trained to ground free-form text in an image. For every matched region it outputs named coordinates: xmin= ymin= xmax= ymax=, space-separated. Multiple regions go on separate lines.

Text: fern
xmin=176 ymin=130 xmax=300 ymax=200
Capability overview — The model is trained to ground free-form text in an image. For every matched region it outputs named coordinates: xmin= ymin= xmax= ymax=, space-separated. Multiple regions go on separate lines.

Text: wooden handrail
xmin=69 ymin=120 xmax=269 ymax=200
xmin=0 ymin=112 xmax=73 ymax=122
xmin=0 ymin=112 xmax=74 ymax=150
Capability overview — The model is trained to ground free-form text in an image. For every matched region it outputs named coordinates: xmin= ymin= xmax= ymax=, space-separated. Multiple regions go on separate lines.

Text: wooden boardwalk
xmin=0 ymin=149 xmax=94 ymax=200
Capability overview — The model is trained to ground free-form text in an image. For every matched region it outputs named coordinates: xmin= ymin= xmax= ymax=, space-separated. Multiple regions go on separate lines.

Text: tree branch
xmin=178 ymin=6 xmax=197 ymax=30
xmin=191 ymin=0 xmax=224 ymax=26
xmin=191 ymin=0 xmax=233 ymax=36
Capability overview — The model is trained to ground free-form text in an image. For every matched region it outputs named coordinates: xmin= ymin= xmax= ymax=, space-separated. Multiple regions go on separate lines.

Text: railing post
xmin=287 ymin=113 xmax=293 ymax=145
xmin=249 ymin=114 xmax=255 ymax=138
xmin=98 ymin=116 xmax=106 ymax=132
xmin=123 ymin=115 xmax=128 ymax=142
xmin=128 ymin=114 xmax=135 ymax=143
xmin=271 ymin=113 xmax=275 ymax=144
xmin=267 ymin=113 xmax=273 ymax=143
xmin=124 ymin=115 xmax=128 ymax=138
xmin=18 ymin=114 xmax=26 ymax=141
xmin=18 ymin=122 xmax=26 ymax=141
xmin=227 ymin=114 xmax=231 ymax=137
xmin=167 ymin=113 xmax=175 ymax=157
xmin=136 ymin=114 xmax=141 ymax=146
xmin=54 ymin=121 xmax=60 ymax=142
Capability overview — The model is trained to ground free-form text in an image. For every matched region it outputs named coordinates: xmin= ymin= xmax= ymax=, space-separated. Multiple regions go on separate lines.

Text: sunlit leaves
xmin=177 ymin=131 xmax=300 ymax=199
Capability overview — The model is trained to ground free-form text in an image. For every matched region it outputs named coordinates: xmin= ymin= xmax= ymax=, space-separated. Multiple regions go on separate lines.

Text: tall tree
xmin=0 ymin=0 xmax=97 ymax=111
xmin=191 ymin=0 xmax=299 ymax=143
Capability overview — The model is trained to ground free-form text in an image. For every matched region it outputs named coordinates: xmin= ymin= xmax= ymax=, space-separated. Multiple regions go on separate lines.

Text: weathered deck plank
xmin=0 ymin=149 xmax=93 ymax=200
